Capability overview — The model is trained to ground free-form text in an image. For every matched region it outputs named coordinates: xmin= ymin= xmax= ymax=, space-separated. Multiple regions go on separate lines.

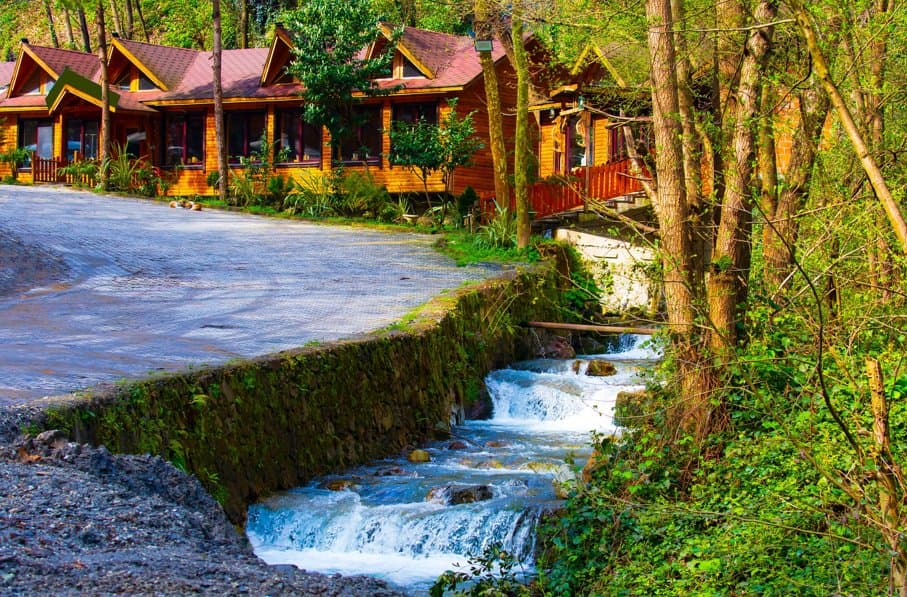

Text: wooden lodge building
xmin=0 ymin=24 xmax=522 ymax=198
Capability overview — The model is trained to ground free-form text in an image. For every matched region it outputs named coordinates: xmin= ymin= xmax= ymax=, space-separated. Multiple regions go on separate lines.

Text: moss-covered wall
xmin=37 ymin=263 xmax=562 ymax=523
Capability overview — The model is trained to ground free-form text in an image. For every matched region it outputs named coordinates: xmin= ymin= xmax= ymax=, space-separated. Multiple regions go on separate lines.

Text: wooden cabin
xmin=0 ymin=25 xmax=526 ymax=199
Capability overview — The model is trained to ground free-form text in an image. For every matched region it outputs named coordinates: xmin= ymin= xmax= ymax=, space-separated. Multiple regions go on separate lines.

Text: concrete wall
xmin=555 ymin=228 xmax=656 ymax=315
xmin=34 ymin=263 xmax=562 ymax=523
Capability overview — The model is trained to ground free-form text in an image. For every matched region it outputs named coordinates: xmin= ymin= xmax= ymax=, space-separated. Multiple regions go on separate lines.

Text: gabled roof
xmin=570 ymin=42 xmax=650 ymax=89
xmin=371 ymin=24 xmax=507 ymax=91
xmin=110 ymin=37 xmax=198 ymax=91
xmin=7 ymin=42 xmax=99 ymax=99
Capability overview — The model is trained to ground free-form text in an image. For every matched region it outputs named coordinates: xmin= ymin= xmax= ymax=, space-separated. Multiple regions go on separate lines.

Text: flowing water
xmin=246 ymin=335 xmax=658 ymax=594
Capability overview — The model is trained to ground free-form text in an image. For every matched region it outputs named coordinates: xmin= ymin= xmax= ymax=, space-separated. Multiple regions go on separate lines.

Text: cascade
xmin=247 ymin=335 xmax=659 ymax=593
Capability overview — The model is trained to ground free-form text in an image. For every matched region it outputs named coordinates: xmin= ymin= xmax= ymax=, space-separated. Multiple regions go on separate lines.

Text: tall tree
xmin=108 ymin=0 xmax=122 ymax=36
xmin=511 ymin=8 xmax=532 ymax=249
xmin=43 ymin=0 xmax=59 ymax=48
xmin=78 ymin=5 xmax=92 ymax=53
xmin=212 ymin=0 xmax=228 ymax=202
xmin=473 ymin=0 xmax=509 ymax=214
xmin=62 ymin=5 xmax=76 ymax=49
xmin=282 ymin=0 xmax=398 ymax=162
xmin=96 ymin=1 xmax=110 ymax=191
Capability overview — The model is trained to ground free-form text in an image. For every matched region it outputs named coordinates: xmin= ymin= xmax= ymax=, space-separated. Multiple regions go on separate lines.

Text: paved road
xmin=0 ymin=185 xmax=497 ymax=404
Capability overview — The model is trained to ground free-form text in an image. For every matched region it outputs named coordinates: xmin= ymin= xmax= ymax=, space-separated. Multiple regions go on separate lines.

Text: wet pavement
xmin=0 ymin=185 xmax=497 ymax=404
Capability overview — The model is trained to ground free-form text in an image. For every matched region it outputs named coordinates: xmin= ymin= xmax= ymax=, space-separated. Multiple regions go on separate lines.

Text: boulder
xmin=540 ymin=335 xmax=576 ymax=359
xmin=552 ymin=464 xmax=578 ymax=499
xmin=407 ymin=449 xmax=431 ymax=463
xmin=447 ymin=440 xmax=469 ymax=450
xmin=585 ymin=360 xmax=617 ymax=377
xmin=427 ymin=484 xmax=493 ymax=505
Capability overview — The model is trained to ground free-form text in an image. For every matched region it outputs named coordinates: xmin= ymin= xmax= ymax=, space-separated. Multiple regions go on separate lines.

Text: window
xmin=402 ymin=56 xmax=422 ymax=78
xmin=18 ymin=118 xmax=53 ymax=167
xmin=276 ymin=109 xmax=321 ymax=164
xmin=114 ymin=69 xmax=132 ymax=91
xmin=20 ymin=69 xmax=54 ymax=96
xmin=335 ymin=105 xmax=381 ymax=164
xmin=137 ymin=72 xmax=156 ymax=91
xmin=65 ymin=119 xmax=99 ymax=161
xmin=567 ymin=114 xmax=592 ymax=169
xmin=226 ymin=111 xmax=266 ymax=163
xmin=163 ymin=112 xmax=204 ymax=167
xmin=608 ymin=123 xmax=652 ymax=163
xmin=392 ymin=102 xmax=438 ymax=126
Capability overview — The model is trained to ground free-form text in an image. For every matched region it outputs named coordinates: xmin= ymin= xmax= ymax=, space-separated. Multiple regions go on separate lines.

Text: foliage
xmin=477 ymin=202 xmax=517 ymax=249
xmin=281 ymin=0 xmax=399 ymax=154
xmin=387 ymin=99 xmax=483 ymax=205
xmin=56 ymin=160 xmax=98 ymax=187
xmin=431 ymin=543 xmax=533 ymax=597
xmin=0 ymin=146 xmax=31 ymax=180
xmin=283 ymin=168 xmax=398 ymax=221
xmin=227 ymin=135 xmax=293 ymax=208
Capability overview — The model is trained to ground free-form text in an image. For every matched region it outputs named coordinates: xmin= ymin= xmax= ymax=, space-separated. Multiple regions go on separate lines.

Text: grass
xmin=433 ymin=231 xmax=541 ymax=266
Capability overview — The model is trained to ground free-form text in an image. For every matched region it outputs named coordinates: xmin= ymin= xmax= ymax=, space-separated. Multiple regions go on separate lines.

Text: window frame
xmin=275 ymin=109 xmax=322 ymax=167
xmin=18 ymin=118 xmax=54 ymax=168
xmin=333 ymin=105 xmax=382 ymax=166
xmin=225 ymin=110 xmax=267 ymax=165
xmin=162 ymin=112 xmax=205 ymax=168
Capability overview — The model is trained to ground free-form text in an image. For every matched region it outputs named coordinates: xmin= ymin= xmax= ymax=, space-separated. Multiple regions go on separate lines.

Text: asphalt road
xmin=0 ymin=185 xmax=497 ymax=404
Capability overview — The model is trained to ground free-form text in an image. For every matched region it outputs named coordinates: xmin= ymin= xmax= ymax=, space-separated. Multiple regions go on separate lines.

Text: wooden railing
xmin=32 ymin=156 xmax=66 ymax=183
xmin=477 ymin=158 xmax=646 ymax=221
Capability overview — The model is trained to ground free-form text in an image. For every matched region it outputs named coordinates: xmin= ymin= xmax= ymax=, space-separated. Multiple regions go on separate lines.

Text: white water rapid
xmin=246 ymin=335 xmax=659 ymax=594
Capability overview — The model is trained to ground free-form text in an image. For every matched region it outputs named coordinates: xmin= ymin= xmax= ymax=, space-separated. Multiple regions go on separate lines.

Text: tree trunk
xmin=791 ymin=0 xmax=907 ymax=253
xmin=134 ymin=0 xmax=149 ymax=42
xmin=109 ymin=0 xmax=123 ymax=37
xmin=124 ymin=0 xmax=134 ymax=39
xmin=866 ymin=357 xmax=907 ymax=597
xmin=475 ymin=0 xmax=510 ymax=211
xmin=43 ymin=0 xmax=59 ymax=48
xmin=63 ymin=8 xmax=76 ymax=49
xmin=511 ymin=14 xmax=531 ymax=249
xmin=96 ymin=2 xmax=110 ymax=191
xmin=646 ymin=0 xmax=695 ymax=335
xmin=761 ymin=80 xmax=829 ymax=294
xmin=707 ymin=0 xmax=776 ymax=352
xmin=79 ymin=7 xmax=92 ymax=53
xmin=238 ymin=0 xmax=249 ymax=49
xmin=212 ymin=0 xmax=228 ymax=203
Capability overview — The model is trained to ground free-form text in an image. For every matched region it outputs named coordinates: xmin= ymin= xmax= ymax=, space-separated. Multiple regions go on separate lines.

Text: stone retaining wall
xmin=33 ymin=263 xmax=563 ymax=523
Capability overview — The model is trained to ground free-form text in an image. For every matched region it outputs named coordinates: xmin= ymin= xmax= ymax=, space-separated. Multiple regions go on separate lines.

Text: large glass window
xmin=335 ymin=105 xmax=382 ymax=164
xmin=392 ymin=102 xmax=438 ymax=126
xmin=226 ymin=111 xmax=266 ymax=163
xmin=65 ymin=119 xmax=99 ymax=161
xmin=18 ymin=119 xmax=53 ymax=167
xmin=164 ymin=112 xmax=204 ymax=167
xmin=276 ymin=109 xmax=321 ymax=164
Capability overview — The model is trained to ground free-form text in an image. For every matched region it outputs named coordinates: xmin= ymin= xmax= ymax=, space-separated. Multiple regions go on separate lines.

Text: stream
xmin=246 ymin=335 xmax=658 ymax=594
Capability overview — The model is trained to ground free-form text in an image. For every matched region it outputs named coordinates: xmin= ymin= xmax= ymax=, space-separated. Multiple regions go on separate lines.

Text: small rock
xmin=35 ymin=429 xmax=68 ymax=447
xmin=447 ymin=440 xmax=468 ymax=450
xmin=585 ymin=360 xmax=617 ymax=377
xmin=322 ymin=479 xmax=355 ymax=491
xmin=540 ymin=335 xmax=575 ymax=359
xmin=427 ymin=484 xmax=493 ymax=505
xmin=485 ymin=440 xmax=508 ymax=448
xmin=407 ymin=449 xmax=431 ymax=463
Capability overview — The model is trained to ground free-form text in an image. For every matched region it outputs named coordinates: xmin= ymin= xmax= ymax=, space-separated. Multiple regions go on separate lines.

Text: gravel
xmin=0 ymin=428 xmax=409 ymax=596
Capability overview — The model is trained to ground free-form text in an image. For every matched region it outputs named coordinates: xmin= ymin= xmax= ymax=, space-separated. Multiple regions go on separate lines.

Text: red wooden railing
xmin=477 ymin=158 xmax=646 ymax=221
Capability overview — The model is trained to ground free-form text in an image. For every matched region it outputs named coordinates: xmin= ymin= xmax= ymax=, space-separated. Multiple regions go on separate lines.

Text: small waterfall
xmin=247 ymin=334 xmax=658 ymax=593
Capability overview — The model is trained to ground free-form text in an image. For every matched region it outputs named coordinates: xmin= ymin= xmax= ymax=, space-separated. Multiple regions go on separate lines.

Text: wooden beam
xmin=526 ymin=321 xmax=659 ymax=335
